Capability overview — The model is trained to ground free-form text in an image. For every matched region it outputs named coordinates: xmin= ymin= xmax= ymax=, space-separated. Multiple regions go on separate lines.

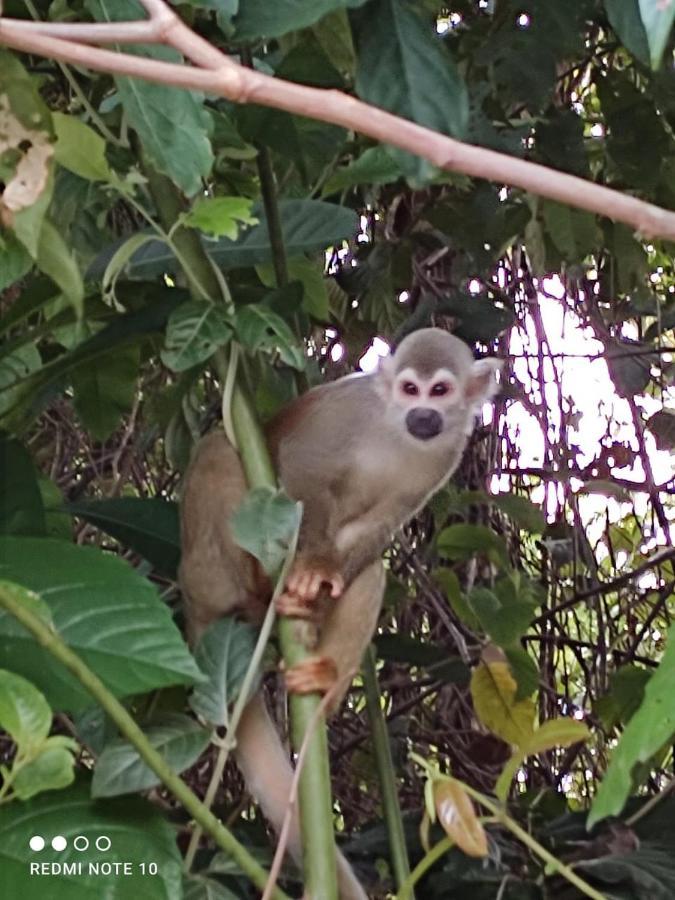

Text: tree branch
xmin=3 ymin=3 xmax=675 ymax=239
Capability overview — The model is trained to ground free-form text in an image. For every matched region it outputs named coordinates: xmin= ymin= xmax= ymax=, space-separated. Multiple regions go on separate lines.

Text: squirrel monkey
xmin=179 ymin=328 xmax=501 ymax=899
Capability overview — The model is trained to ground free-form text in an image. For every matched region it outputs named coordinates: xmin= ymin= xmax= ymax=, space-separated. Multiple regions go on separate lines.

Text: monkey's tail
xmin=235 ymin=693 xmax=368 ymax=900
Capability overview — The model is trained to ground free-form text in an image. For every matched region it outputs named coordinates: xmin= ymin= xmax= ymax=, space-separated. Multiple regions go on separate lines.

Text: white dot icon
xmin=29 ymin=836 xmax=45 ymax=852
xmin=96 ymin=836 xmax=111 ymax=851
xmin=73 ymin=836 xmax=89 ymax=851
xmin=51 ymin=836 xmax=67 ymax=851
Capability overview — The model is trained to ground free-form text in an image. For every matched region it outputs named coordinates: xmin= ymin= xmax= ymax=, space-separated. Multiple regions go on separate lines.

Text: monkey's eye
xmin=431 ymin=382 xmax=452 ymax=397
xmin=401 ymin=381 xmax=419 ymax=396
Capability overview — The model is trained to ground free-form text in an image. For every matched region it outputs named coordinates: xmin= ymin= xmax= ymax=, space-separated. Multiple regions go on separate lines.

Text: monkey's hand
xmin=283 ymin=655 xmax=338 ymax=695
xmin=276 ymin=558 xmax=344 ymax=618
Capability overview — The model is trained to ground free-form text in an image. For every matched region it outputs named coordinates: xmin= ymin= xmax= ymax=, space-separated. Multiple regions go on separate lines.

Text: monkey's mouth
xmin=405 ymin=408 xmax=443 ymax=440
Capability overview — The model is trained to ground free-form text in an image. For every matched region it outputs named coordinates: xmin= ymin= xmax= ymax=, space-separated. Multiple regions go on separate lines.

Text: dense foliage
xmin=1 ymin=1 xmax=675 ymax=898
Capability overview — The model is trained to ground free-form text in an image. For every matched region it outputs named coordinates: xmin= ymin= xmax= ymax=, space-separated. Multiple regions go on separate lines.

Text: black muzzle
xmin=405 ymin=407 xmax=443 ymax=440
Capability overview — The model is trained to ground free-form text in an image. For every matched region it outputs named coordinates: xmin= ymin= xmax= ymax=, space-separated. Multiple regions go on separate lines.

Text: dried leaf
xmin=434 ymin=779 xmax=488 ymax=858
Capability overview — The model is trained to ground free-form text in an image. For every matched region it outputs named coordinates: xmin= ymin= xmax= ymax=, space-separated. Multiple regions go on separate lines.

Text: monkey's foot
xmin=285 ymin=561 xmax=344 ymax=603
xmin=274 ymin=590 xmax=315 ymax=619
xmin=284 ymin=655 xmax=338 ymax=695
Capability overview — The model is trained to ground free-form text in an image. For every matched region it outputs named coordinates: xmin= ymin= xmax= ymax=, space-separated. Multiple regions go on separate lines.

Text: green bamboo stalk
xmin=0 ymin=584 xmax=291 ymax=900
xmin=145 ymin=167 xmax=339 ymax=897
xmin=362 ymin=645 xmax=414 ymax=895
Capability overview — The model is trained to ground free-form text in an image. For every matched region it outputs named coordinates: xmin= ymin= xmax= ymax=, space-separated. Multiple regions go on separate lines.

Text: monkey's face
xmin=392 ymin=366 xmax=464 ymax=442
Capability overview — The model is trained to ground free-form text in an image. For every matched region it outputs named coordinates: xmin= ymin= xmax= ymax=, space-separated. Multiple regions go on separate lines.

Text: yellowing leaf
xmin=522 ymin=717 xmax=590 ymax=756
xmin=471 ymin=661 xmax=535 ymax=747
xmin=434 ymin=779 xmax=488 ymax=858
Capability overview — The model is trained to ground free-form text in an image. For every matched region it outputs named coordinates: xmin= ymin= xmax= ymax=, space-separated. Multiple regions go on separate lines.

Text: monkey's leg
xmin=283 ymin=560 xmax=386 ymax=711
xmin=179 ymin=430 xmax=268 ymax=643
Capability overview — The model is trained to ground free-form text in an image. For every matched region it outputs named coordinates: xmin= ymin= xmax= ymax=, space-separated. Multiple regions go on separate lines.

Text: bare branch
xmin=3 ymin=1 xmax=675 ymax=239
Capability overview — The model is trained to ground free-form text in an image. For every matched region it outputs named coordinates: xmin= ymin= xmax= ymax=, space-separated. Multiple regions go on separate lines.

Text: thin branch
xmin=4 ymin=4 xmax=675 ymax=238
xmin=532 ymin=547 xmax=675 ymax=626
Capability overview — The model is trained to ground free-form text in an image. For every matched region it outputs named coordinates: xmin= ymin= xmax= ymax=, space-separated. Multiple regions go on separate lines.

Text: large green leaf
xmin=0 ymin=433 xmax=45 ymax=536
xmin=0 ymin=287 xmax=185 ymax=421
xmin=189 ymin=617 xmax=259 ymax=726
xmin=72 ymin=345 xmax=140 ymax=441
xmin=605 ymin=0 xmax=651 ymax=66
xmin=92 ymin=713 xmax=210 ymax=797
xmin=161 ymin=301 xmax=233 ymax=373
xmin=437 ymin=524 xmax=509 ymax=568
xmin=230 ymin=487 xmax=302 ymax=575
xmin=0 ymin=537 xmax=203 ymax=713
xmin=589 ymin=620 xmax=675 ymax=827
xmin=639 ymin=0 xmax=675 ymax=68
xmin=101 ymin=200 xmax=359 ymax=278
xmin=0 ymin=779 xmax=183 ymax=899
xmin=52 ymin=112 xmax=113 ymax=183
xmin=235 ymin=304 xmax=305 ymax=370
xmin=87 ymin=0 xmax=213 ymax=196
xmin=0 ymin=231 xmax=32 ymax=292
xmin=354 ymin=0 xmax=468 ymax=178
xmin=66 ymin=497 xmax=180 ymax=579
xmin=374 ymin=635 xmax=470 ymax=685
xmin=234 ymin=0 xmax=369 ymax=40
xmin=0 ymin=668 xmax=51 ymax=749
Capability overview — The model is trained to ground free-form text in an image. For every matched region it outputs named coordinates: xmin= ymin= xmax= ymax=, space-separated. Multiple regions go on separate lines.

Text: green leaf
xmin=322 ymin=145 xmax=402 ymax=195
xmin=541 ymin=201 xmax=600 ymax=264
xmin=12 ymin=739 xmax=77 ymax=800
xmin=92 ymin=713 xmax=210 ymax=797
xmin=184 ymin=195 xmax=258 ymax=238
xmin=355 ymin=0 xmax=468 ymax=178
xmin=0 ymin=343 xmax=42 ymax=419
xmin=595 ymin=665 xmax=652 ymax=731
xmin=589 ymin=620 xmax=675 ymax=828
xmin=66 ymin=497 xmax=180 ymax=579
xmin=0 ymin=779 xmax=183 ymax=897
xmin=33 ymin=218 xmax=84 ymax=318
xmin=374 ymin=634 xmax=470 ymax=685
xmin=639 ymin=0 xmax=675 ymax=67
xmin=189 ymin=617 xmax=259 ymax=726
xmin=1 ymin=287 xmax=185 ymax=424
xmin=0 ymin=537 xmax=203 ymax=713
xmin=0 ymin=668 xmax=51 ymax=749
xmin=468 ymin=587 xmax=534 ymax=647
xmin=235 ymin=304 xmax=306 ymax=370
xmin=505 ymin=646 xmax=540 ymax=701
xmin=437 ymin=292 xmax=515 ymax=344
xmin=0 ymin=231 xmax=32 ymax=292
xmin=257 ymin=257 xmax=330 ymax=320
xmin=605 ymin=0 xmax=651 ymax=65
xmin=606 ymin=340 xmax=655 ymax=397
xmin=522 ymin=718 xmax=590 ymax=756
xmin=0 ymin=433 xmax=45 ymax=536
xmin=72 ymin=344 xmax=140 ymax=441
xmin=234 ymin=0 xmax=369 ymax=40
xmin=87 ymin=0 xmax=213 ymax=196
xmin=230 ymin=487 xmax=302 ymax=575
xmin=161 ymin=301 xmax=233 ymax=372
xmin=52 ymin=112 xmax=112 ymax=182
xmin=646 ymin=408 xmax=675 ymax=451
xmin=437 ymin=524 xmax=509 ymax=568
xmin=113 ymin=200 xmax=359 ymax=277
xmin=311 ymin=9 xmax=357 ymax=77
xmin=491 ymin=493 xmax=546 ymax=534
xmin=183 ymin=874 xmax=242 ymax=900
xmin=39 ymin=478 xmax=72 ymax=542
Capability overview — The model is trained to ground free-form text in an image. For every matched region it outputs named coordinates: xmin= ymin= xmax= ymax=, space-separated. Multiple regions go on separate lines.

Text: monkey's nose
xmin=405 ymin=407 xmax=443 ymax=440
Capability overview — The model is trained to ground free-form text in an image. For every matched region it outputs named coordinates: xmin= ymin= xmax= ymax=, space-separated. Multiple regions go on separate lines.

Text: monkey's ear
xmin=466 ymin=358 xmax=502 ymax=404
